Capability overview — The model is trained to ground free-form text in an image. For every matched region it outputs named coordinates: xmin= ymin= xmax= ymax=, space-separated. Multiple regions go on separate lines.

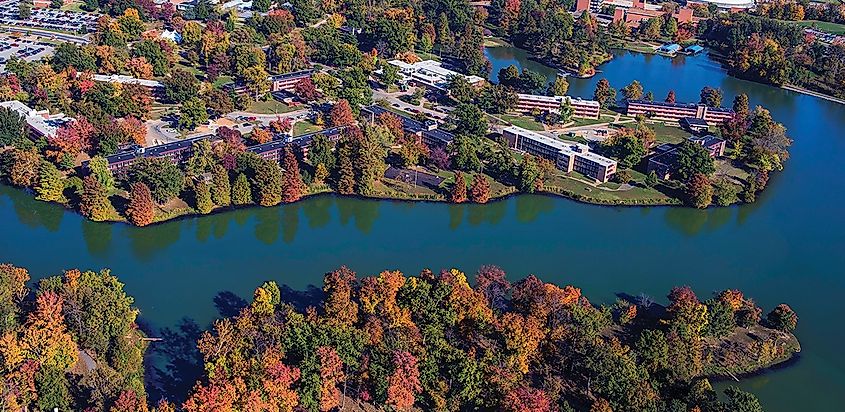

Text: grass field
xmin=293 ymin=120 xmax=322 ymax=136
xmin=793 ymin=20 xmax=845 ymax=35
xmin=499 ymin=114 xmax=545 ymax=131
xmin=649 ymin=123 xmax=692 ymax=144
xmin=247 ymin=99 xmax=296 ymax=115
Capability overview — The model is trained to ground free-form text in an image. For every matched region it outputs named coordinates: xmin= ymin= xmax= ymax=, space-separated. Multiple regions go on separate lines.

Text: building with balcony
xmin=502 ymin=126 xmax=617 ymax=182
xmin=626 ymin=99 xmax=734 ymax=124
xmin=515 ymin=94 xmax=601 ymax=119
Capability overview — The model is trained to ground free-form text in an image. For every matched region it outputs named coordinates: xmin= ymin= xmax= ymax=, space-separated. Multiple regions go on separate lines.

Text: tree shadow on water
xmin=214 ymin=291 xmax=248 ymax=318
xmin=144 ymin=317 xmax=205 ymax=405
xmin=279 ymin=284 xmax=325 ymax=312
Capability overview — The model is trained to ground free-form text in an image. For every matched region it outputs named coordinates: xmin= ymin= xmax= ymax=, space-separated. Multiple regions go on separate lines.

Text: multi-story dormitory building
xmin=514 ymin=94 xmax=601 ymax=120
xmin=361 ymin=105 xmax=454 ymax=149
xmin=223 ymin=70 xmax=314 ymax=97
xmin=626 ymin=99 xmax=734 ymax=124
xmin=91 ymin=127 xmax=345 ymax=173
xmin=502 ymin=126 xmax=617 ymax=183
xmin=0 ymin=100 xmax=74 ymax=141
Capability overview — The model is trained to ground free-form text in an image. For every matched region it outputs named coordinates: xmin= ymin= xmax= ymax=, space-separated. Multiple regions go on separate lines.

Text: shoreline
xmin=1 ymin=179 xmax=732 ymax=228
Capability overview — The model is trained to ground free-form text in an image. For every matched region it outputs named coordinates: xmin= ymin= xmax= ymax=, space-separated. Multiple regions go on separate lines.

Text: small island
xmin=0 ymin=262 xmax=800 ymax=411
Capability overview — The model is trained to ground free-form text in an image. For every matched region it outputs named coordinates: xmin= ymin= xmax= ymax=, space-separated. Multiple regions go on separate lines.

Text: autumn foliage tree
xmin=451 ymin=172 xmax=468 ymax=202
xmin=469 ymin=174 xmax=491 ymax=203
xmin=250 ymin=127 xmax=273 ymax=144
xmin=281 ymin=146 xmax=306 ymax=202
xmin=317 ymin=346 xmax=345 ymax=411
xmin=329 ymin=99 xmax=355 ymax=127
xmin=125 ymin=182 xmax=156 ymax=226
xmin=386 ymin=350 xmax=422 ymax=410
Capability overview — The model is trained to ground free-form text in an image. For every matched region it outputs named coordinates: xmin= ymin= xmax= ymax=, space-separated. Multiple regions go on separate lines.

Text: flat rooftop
xmin=504 ymin=125 xmax=616 ymax=167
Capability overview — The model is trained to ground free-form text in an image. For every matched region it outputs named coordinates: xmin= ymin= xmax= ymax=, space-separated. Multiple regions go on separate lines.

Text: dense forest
xmin=1 ymin=263 xmax=800 ymax=411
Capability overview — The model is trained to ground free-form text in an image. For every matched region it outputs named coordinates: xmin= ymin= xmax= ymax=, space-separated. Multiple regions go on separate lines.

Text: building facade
xmin=626 ymin=99 xmax=734 ymax=124
xmin=388 ymin=60 xmax=485 ymax=92
xmin=502 ymin=126 xmax=617 ymax=182
xmin=515 ymin=94 xmax=601 ymax=120
xmin=646 ymin=135 xmax=726 ymax=180
xmin=0 ymin=100 xmax=73 ymax=141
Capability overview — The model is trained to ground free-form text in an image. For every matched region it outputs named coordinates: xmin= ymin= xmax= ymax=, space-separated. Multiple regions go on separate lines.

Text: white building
xmin=0 ymin=100 xmax=74 ymax=140
xmin=502 ymin=125 xmax=617 ymax=182
xmin=388 ymin=60 xmax=485 ymax=91
xmin=159 ymin=29 xmax=182 ymax=44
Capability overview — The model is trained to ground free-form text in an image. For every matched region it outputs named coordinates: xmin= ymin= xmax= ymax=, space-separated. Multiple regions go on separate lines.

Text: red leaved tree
xmin=317 ymin=346 xmax=345 ymax=412
xmin=451 ymin=172 xmax=467 ymax=203
xmin=125 ymin=182 xmax=156 ymax=226
xmin=386 ymin=350 xmax=421 ymax=410
xmin=329 ymin=99 xmax=354 ymax=127
xmin=281 ymin=146 xmax=306 ymax=202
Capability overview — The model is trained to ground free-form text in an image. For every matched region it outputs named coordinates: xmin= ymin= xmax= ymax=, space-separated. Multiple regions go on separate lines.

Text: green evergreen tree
xmin=80 ymin=175 xmax=115 ymax=221
xmin=195 ymin=180 xmax=213 ymax=214
xmin=232 ymin=173 xmax=253 ymax=206
xmin=87 ymin=156 xmax=115 ymax=193
xmin=211 ymin=165 xmax=231 ymax=206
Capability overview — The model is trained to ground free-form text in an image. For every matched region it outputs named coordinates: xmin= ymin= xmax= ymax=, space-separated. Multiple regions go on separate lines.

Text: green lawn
xmin=246 ymin=99 xmax=296 ymax=115
xmin=213 ymin=76 xmax=233 ymax=89
xmin=793 ymin=20 xmax=845 ymax=35
xmin=500 ymin=114 xmax=545 ymax=131
xmin=571 ymin=114 xmax=616 ymax=128
xmin=61 ymin=2 xmax=86 ymax=12
xmin=649 ymin=122 xmax=692 ymax=145
xmin=293 ymin=120 xmax=322 ymax=136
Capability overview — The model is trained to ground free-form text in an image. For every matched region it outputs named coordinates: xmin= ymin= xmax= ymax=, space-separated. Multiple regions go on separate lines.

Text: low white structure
xmin=0 ymin=100 xmax=73 ymax=140
xmin=388 ymin=59 xmax=485 ymax=91
xmin=159 ymin=30 xmax=182 ymax=44
xmin=687 ymin=0 xmax=755 ymax=10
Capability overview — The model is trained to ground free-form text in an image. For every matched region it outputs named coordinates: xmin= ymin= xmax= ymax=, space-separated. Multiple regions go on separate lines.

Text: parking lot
xmin=0 ymin=0 xmax=99 ymax=34
xmin=0 ymin=33 xmax=55 ymax=70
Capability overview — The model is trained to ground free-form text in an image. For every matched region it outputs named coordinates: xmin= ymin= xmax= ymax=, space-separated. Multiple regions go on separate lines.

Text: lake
xmin=2 ymin=49 xmax=844 ymax=409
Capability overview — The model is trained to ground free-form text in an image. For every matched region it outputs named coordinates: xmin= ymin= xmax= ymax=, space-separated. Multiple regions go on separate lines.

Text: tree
xmin=725 ymin=387 xmax=765 ymax=412
xmin=179 ymin=98 xmax=209 ymax=131
xmin=329 ymin=99 xmax=355 ymax=127
xmin=451 ymin=172 xmax=468 ymax=202
xmin=594 ymin=79 xmax=616 ymax=108
xmin=253 ymin=160 xmax=283 ymax=206
xmin=700 ymin=86 xmax=723 ymax=107
xmin=518 ymin=156 xmax=540 ymax=193
xmin=665 ymin=90 xmax=676 ymax=103
xmin=547 ymin=76 xmax=569 ymax=96
xmin=253 ymin=0 xmax=270 ymax=12
xmin=127 ymin=158 xmax=185 ymax=203
xmin=6 ymin=148 xmax=40 ymax=187
xmin=685 ymin=173 xmax=712 ymax=209
xmin=498 ymin=65 xmax=521 ymax=89
xmin=380 ymin=63 xmax=400 ymax=87
xmin=377 ymin=112 xmax=404 ymax=143
xmin=450 ymin=104 xmax=488 ymax=137
xmin=0 ymin=264 xmax=29 ymax=333
xmin=282 ymin=147 xmax=306 ymax=202
xmin=469 ymin=174 xmax=491 ymax=203
xmin=125 ymin=182 xmax=156 ymax=226
xmin=502 ymin=386 xmax=553 ymax=412
xmin=645 ymin=171 xmax=658 ymax=188
xmin=450 ymin=135 xmax=481 ymax=171
xmin=602 ymin=130 xmax=646 ymax=168
xmin=194 ymin=180 xmax=213 ymax=214
xmin=211 ymin=165 xmax=231 ymax=207
xmin=0 ymin=106 xmax=27 ymax=147
xmin=232 ymin=173 xmax=253 ymax=205
xmin=519 ymin=69 xmax=546 ymax=94
xmin=767 ymin=304 xmax=798 ymax=332
xmin=336 ymin=138 xmax=355 ymax=194
xmin=35 ymin=162 xmax=65 ymax=202
xmin=80 ymin=175 xmax=115 ymax=221
xmin=294 ymin=78 xmax=318 ymax=101
xmin=712 ymin=177 xmax=739 ymax=206
xmin=675 ymin=140 xmax=715 ymax=180
xmin=732 ymin=93 xmax=750 ymax=117
xmin=163 ymin=69 xmax=199 ymax=103
xmin=621 ymin=80 xmax=644 ymax=101
xmin=308 ymin=134 xmax=335 ymax=171
xmin=250 ymin=128 xmax=273 ymax=145
xmin=386 ymin=350 xmax=422 ymax=410
xmin=317 ymin=346 xmax=344 ymax=412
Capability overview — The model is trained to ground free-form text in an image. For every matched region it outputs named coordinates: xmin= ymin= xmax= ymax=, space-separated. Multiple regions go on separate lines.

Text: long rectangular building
xmin=502 ymin=125 xmax=617 ymax=183
xmin=515 ymin=94 xmax=601 ymax=119
xmin=248 ymin=127 xmax=344 ymax=162
xmin=224 ymin=70 xmax=314 ymax=96
xmin=361 ymin=105 xmax=454 ymax=148
xmin=626 ymin=99 xmax=734 ymax=124
xmin=388 ymin=60 xmax=485 ymax=92
xmin=91 ymin=74 xmax=165 ymax=99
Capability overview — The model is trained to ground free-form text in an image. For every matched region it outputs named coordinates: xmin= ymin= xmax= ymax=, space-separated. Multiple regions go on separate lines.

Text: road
xmin=372 ymin=89 xmax=451 ymax=120
xmin=0 ymin=25 xmax=90 ymax=44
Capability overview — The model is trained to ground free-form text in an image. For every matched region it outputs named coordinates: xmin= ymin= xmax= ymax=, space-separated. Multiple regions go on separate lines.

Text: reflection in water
xmin=211 ymin=213 xmax=230 ymax=239
xmin=515 ymin=195 xmax=555 ymax=223
xmin=282 ymin=203 xmax=300 ymax=244
xmin=336 ymin=197 xmax=380 ymax=234
xmin=146 ymin=318 xmax=204 ymax=405
xmin=195 ymin=217 xmax=212 ymax=243
xmin=255 ymin=207 xmax=281 ymax=245
xmin=128 ymin=220 xmax=182 ymax=261
xmin=466 ymin=200 xmax=508 ymax=226
xmin=303 ymin=195 xmax=333 ymax=229
xmin=81 ymin=220 xmax=112 ymax=258
xmin=448 ymin=203 xmax=465 ymax=229
xmin=3 ymin=185 xmax=64 ymax=232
